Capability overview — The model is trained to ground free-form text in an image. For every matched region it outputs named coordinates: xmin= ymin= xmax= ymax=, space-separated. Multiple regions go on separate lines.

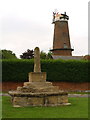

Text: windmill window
xmin=64 ymin=43 xmax=68 ymax=48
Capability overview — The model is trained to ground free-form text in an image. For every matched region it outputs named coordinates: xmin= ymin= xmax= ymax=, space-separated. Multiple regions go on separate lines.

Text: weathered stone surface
xmin=9 ymin=83 xmax=70 ymax=107
xmin=9 ymin=90 xmax=68 ymax=97
xmin=29 ymin=72 xmax=46 ymax=82
xmin=24 ymin=82 xmax=53 ymax=87
xmin=34 ymin=47 xmax=41 ymax=72
xmin=46 ymin=96 xmax=58 ymax=105
xmin=17 ymin=86 xmax=37 ymax=93
xmin=58 ymin=95 xmax=68 ymax=104
xmin=11 ymin=93 xmax=69 ymax=107
xmin=36 ymin=86 xmax=59 ymax=92
xmin=28 ymin=97 xmax=44 ymax=106
xmin=13 ymin=97 xmax=28 ymax=107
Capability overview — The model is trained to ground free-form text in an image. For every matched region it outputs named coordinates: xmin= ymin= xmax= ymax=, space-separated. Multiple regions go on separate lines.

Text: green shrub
xmin=1 ymin=49 xmax=17 ymax=59
xmin=2 ymin=59 xmax=89 ymax=82
xmin=2 ymin=59 xmax=34 ymax=82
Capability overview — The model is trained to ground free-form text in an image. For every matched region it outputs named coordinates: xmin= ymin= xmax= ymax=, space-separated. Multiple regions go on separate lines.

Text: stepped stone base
xmin=9 ymin=72 xmax=71 ymax=107
xmin=9 ymin=91 xmax=70 ymax=107
xmin=9 ymin=81 xmax=71 ymax=107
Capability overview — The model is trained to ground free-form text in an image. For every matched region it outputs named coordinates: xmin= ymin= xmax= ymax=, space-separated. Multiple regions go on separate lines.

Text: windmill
xmin=60 ymin=12 xmax=69 ymax=20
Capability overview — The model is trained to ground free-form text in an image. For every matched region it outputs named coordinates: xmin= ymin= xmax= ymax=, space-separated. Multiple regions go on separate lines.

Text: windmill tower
xmin=50 ymin=11 xmax=74 ymax=56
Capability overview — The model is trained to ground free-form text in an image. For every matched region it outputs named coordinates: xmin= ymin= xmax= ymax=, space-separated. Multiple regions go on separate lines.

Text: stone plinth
xmin=9 ymin=80 xmax=71 ymax=107
xmin=9 ymin=91 xmax=70 ymax=107
xmin=29 ymin=72 xmax=46 ymax=82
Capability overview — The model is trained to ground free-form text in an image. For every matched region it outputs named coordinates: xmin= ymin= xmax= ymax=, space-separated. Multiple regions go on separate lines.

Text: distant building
xmin=50 ymin=12 xmax=74 ymax=57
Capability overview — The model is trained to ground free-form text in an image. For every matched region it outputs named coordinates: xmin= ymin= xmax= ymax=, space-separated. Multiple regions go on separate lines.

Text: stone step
xmin=35 ymin=86 xmax=59 ymax=92
xmin=24 ymin=82 xmax=53 ymax=87
xmin=17 ymin=82 xmax=59 ymax=93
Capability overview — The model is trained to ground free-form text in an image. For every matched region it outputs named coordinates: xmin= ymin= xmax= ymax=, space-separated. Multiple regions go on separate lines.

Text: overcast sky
xmin=0 ymin=0 xmax=89 ymax=58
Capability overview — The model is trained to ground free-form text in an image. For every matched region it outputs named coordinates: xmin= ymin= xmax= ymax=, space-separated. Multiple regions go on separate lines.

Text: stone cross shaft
xmin=34 ymin=47 xmax=41 ymax=72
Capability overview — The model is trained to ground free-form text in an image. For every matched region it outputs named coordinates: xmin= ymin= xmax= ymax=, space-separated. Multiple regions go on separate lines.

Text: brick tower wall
xmin=52 ymin=20 xmax=73 ymax=56
xmin=52 ymin=50 xmax=72 ymax=56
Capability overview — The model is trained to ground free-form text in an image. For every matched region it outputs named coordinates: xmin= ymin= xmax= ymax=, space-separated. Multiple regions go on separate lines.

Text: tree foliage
xmin=40 ymin=51 xmax=47 ymax=59
xmin=20 ymin=49 xmax=52 ymax=59
xmin=83 ymin=55 xmax=90 ymax=60
xmin=0 ymin=49 xmax=17 ymax=59
xmin=20 ymin=49 xmax=34 ymax=59
xmin=40 ymin=51 xmax=52 ymax=59
xmin=46 ymin=52 xmax=53 ymax=59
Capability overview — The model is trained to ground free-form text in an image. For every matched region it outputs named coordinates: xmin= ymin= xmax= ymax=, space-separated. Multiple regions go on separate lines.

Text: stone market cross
xmin=9 ymin=47 xmax=70 ymax=107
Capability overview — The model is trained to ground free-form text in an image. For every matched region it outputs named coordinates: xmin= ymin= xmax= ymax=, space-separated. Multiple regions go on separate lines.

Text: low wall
xmin=1 ymin=82 xmax=90 ymax=92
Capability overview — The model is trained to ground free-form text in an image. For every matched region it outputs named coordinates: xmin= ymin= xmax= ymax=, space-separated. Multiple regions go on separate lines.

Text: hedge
xmin=2 ymin=59 xmax=89 ymax=82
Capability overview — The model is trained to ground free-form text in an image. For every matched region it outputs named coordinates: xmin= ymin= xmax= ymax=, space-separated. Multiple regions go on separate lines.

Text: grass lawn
xmin=1 ymin=96 xmax=88 ymax=119
xmin=0 ymin=96 xmax=2 ymax=119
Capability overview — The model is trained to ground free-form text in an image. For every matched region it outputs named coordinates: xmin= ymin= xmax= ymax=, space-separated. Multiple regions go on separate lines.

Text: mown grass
xmin=2 ymin=96 xmax=88 ymax=118
xmin=0 ymin=96 xmax=2 ymax=119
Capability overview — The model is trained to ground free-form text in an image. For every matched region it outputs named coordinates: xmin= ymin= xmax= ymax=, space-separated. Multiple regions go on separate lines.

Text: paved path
xmin=68 ymin=94 xmax=90 ymax=97
xmin=0 ymin=93 xmax=10 ymax=96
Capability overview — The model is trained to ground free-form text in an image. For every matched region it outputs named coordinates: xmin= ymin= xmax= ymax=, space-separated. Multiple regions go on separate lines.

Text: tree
xmin=20 ymin=49 xmax=52 ymax=59
xmin=83 ymin=55 xmax=90 ymax=60
xmin=40 ymin=51 xmax=47 ymax=59
xmin=0 ymin=50 xmax=2 ymax=59
xmin=1 ymin=49 xmax=17 ymax=59
xmin=20 ymin=49 xmax=34 ymax=59
xmin=40 ymin=51 xmax=53 ymax=59
xmin=46 ymin=52 xmax=53 ymax=59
